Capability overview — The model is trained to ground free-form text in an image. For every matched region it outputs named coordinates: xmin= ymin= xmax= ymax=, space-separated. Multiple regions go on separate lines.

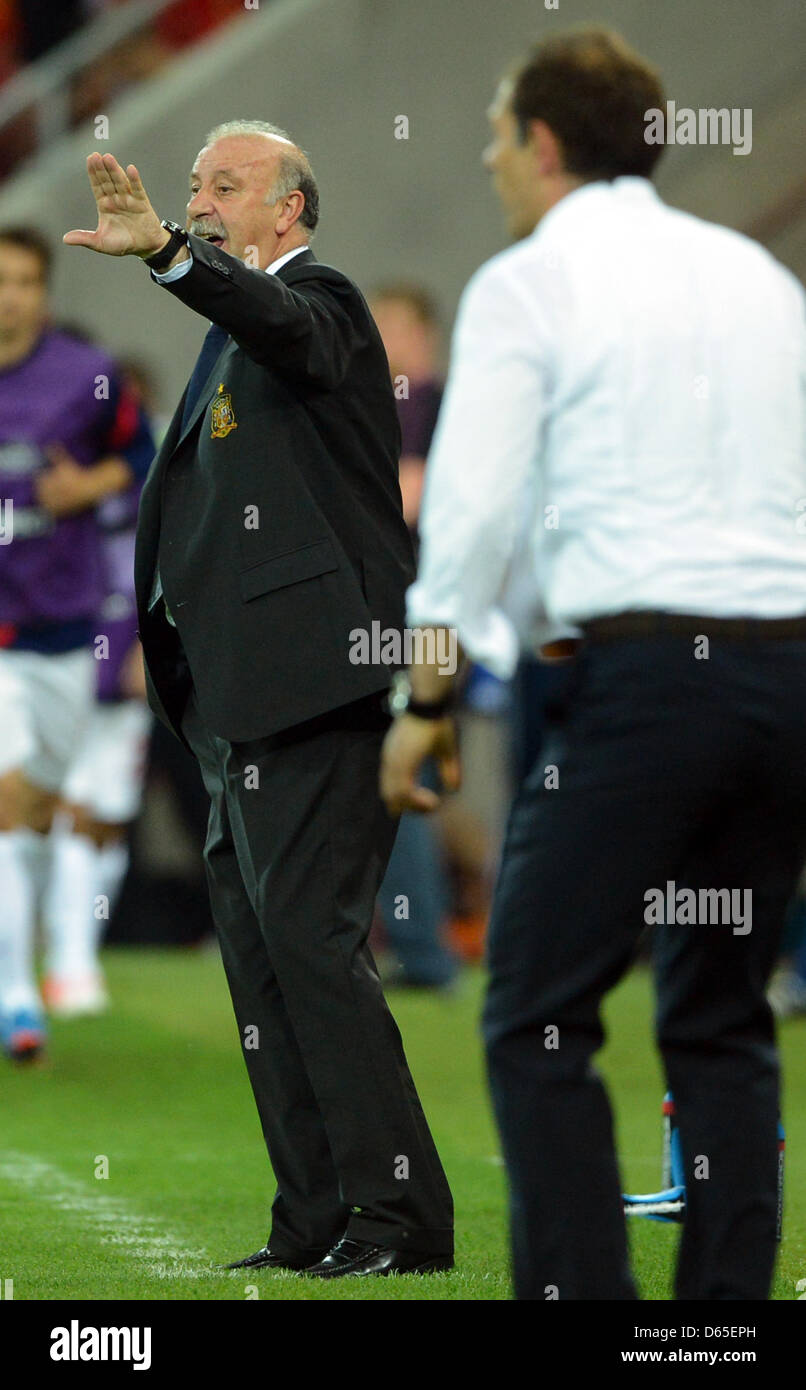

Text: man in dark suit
xmin=65 ymin=122 xmax=454 ymax=1278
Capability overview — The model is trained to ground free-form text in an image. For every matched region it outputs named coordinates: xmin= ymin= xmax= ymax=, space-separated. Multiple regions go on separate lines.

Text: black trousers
xmin=180 ymin=685 xmax=453 ymax=1258
xmin=482 ymin=629 xmax=806 ymax=1300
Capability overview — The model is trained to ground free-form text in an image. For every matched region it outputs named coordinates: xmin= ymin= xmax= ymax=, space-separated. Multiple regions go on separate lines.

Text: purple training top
xmin=0 ymin=328 xmax=146 ymax=627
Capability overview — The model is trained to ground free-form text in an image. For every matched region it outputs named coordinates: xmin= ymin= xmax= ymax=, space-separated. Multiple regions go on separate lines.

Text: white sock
xmin=97 ymin=838 xmax=129 ymax=918
xmin=0 ymin=830 xmax=41 ymax=1014
xmin=16 ymin=823 xmax=51 ymax=923
xmin=43 ymin=826 xmax=103 ymax=981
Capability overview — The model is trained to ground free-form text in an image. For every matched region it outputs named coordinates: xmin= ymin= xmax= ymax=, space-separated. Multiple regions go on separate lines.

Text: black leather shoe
xmin=303 ymin=1237 xmax=454 ymax=1279
xmin=225 ymin=1244 xmax=326 ymax=1272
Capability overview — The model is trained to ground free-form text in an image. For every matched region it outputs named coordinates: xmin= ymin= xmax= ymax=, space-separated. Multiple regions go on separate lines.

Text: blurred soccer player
xmin=369 ymin=285 xmax=443 ymax=538
xmin=42 ymin=471 xmax=152 ymax=1017
xmin=369 ymin=284 xmax=458 ymax=990
xmin=0 ymin=227 xmax=153 ymax=1059
xmin=382 ymin=29 xmax=806 ymax=1299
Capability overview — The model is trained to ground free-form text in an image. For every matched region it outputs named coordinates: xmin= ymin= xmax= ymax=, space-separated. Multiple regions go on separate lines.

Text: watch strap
xmin=388 ymin=671 xmax=455 ymax=720
xmin=406 ymin=692 xmax=455 ymax=719
xmin=145 ymin=222 xmax=189 ymax=272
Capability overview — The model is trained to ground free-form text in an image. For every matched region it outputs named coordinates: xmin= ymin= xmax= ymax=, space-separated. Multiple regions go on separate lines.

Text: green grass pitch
xmin=1 ymin=948 xmax=804 ymax=1300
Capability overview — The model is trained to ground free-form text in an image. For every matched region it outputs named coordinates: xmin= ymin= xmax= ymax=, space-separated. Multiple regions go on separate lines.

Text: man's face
xmin=0 ymin=243 xmax=48 ymax=342
xmin=483 ymin=85 xmax=543 ymax=240
xmin=185 ymin=135 xmax=288 ymax=263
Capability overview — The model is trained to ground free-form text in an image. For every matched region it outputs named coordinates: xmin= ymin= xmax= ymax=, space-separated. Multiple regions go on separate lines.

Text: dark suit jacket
xmin=134 ymin=237 xmax=415 ymax=744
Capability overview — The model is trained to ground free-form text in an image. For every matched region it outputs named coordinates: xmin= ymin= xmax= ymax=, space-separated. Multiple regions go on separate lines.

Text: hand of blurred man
xmin=380 ymin=713 xmax=461 ymax=816
xmin=36 ymin=446 xmax=131 ymax=517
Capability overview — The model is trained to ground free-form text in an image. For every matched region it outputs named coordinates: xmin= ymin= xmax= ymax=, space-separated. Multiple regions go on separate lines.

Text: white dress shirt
xmin=407 ymin=177 xmax=806 ymax=677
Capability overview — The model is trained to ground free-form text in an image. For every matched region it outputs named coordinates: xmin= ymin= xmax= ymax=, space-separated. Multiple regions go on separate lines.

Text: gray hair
xmin=203 ymin=119 xmax=319 ymax=233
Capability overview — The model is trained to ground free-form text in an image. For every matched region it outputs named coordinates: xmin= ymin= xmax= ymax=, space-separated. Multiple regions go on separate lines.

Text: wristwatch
xmin=144 ymin=220 xmax=190 ymax=272
xmin=388 ymin=670 xmax=455 ymax=720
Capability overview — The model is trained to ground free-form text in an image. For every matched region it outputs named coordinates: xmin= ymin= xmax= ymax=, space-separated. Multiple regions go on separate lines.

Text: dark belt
xmin=580 ymin=609 xmax=806 ymax=642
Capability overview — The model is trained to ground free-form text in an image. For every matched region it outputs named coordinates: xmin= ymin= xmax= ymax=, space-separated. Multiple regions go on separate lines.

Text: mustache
xmin=189 ymin=220 xmax=227 ymax=239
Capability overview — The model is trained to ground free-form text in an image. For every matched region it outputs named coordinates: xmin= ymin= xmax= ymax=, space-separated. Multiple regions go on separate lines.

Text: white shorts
xmin=63 ymin=698 xmax=152 ymax=823
xmin=0 ymin=646 xmax=94 ymax=790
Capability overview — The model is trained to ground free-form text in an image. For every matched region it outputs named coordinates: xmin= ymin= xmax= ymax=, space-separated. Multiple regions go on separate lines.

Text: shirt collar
xmin=532 ymin=176 xmax=660 ymax=240
xmin=265 ymin=246 xmax=309 ymax=276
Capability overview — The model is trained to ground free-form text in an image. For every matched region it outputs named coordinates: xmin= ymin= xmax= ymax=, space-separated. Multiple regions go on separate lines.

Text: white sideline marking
xmin=0 ymin=1151 xmax=213 ymax=1279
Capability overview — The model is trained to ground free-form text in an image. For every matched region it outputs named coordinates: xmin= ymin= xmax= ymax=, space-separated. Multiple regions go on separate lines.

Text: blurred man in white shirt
xmin=381 ymin=27 xmax=806 ymax=1300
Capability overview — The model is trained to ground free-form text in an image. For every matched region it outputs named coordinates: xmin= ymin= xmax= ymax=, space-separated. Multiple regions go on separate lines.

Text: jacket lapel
xmin=135 ymin=340 xmax=233 ymax=607
xmin=274 ymin=246 xmax=316 ymax=280
xmin=174 ymin=335 xmax=239 ymax=449
xmin=136 ymin=246 xmax=321 ymax=620
xmin=147 ymin=248 xmax=320 ymax=488
xmin=166 ymin=250 xmax=317 ymax=447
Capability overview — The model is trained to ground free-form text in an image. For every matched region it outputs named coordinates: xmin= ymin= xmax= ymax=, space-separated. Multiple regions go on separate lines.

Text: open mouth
xmin=199 ymin=233 xmax=226 ymax=247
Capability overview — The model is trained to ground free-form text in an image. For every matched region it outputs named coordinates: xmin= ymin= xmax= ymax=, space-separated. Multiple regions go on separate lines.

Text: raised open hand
xmin=63 ymin=152 xmax=168 ymax=258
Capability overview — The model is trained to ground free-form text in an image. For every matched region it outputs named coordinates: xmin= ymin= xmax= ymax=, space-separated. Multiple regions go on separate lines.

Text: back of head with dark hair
xmin=0 ymin=226 xmax=52 ymax=282
xmin=510 ymin=27 xmax=666 ymax=181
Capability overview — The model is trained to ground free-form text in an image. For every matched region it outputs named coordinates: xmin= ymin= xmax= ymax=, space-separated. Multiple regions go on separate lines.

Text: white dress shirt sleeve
xmin=406 ymin=259 xmax=549 ymax=678
xmin=151 ymin=254 xmax=194 ymax=284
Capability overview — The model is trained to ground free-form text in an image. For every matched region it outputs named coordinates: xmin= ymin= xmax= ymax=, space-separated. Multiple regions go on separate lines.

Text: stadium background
xmin=1 ymin=0 xmax=805 ymax=1302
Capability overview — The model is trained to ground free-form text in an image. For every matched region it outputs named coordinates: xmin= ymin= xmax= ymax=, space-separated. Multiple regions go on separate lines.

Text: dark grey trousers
xmin=483 ymin=630 xmax=806 ymax=1300
xmin=181 ymin=686 xmax=453 ymax=1259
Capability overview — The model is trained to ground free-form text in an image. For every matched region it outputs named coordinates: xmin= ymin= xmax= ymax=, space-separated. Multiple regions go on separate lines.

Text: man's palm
xmin=64 ymin=152 xmax=165 ymax=257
